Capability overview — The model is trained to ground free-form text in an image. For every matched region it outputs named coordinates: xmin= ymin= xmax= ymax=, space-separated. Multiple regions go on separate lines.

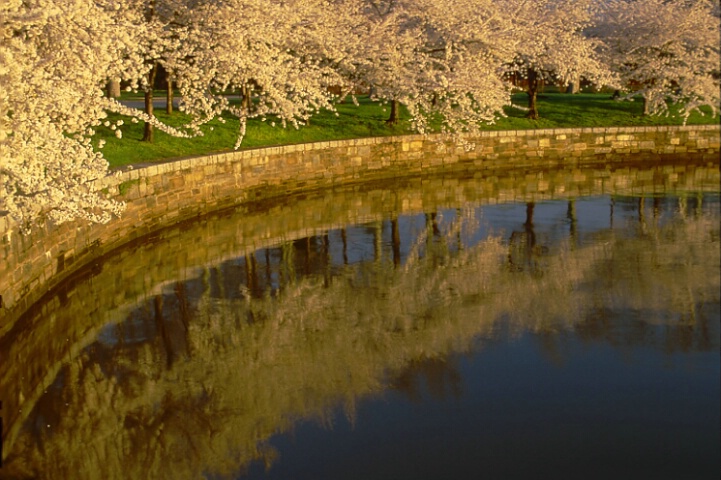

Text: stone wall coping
xmin=104 ymin=124 xmax=719 ymax=181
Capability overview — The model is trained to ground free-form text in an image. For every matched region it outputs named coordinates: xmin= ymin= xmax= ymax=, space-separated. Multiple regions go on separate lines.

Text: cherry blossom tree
xmin=499 ymin=0 xmax=612 ymax=119
xmin=592 ymin=0 xmax=720 ymax=120
xmin=0 ymin=0 xmax=351 ymax=231
xmin=0 ymin=0 xmax=149 ymax=231
xmin=336 ymin=0 xmax=516 ymax=133
xmin=115 ymin=0 xmax=204 ymax=142
xmin=409 ymin=0 xmax=517 ymax=133
xmin=136 ymin=0 xmax=180 ymax=142
xmin=347 ymin=0 xmax=434 ymax=125
xmin=165 ymin=0 xmax=351 ymax=148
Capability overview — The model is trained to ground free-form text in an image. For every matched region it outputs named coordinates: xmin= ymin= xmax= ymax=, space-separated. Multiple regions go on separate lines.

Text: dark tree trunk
xmin=142 ymin=63 xmax=157 ymax=143
xmin=142 ymin=1 xmax=157 ymax=142
xmin=507 ymin=202 xmax=538 ymax=273
xmin=322 ymin=234 xmax=330 ymax=288
xmin=166 ymin=73 xmax=173 ymax=114
xmin=264 ymin=248 xmax=272 ymax=287
xmin=340 ymin=227 xmax=348 ymax=265
xmin=428 ymin=212 xmax=441 ymax=237
xmin=386 ymin=99 xmax=400 ymax=124
xmin=526 ymin=68 xmax=540 ymax=119
xmin=567 ymin=199 xmax=577 ymax=246
xmin=525 ymin=202 xmax=535 ymax=229
xmin=391 ymin=217 xmax=401 ymax=267
xmin=245 ymin=254 xmax=258 ymax=297
xmin=244 ymin=255 xmax=258 ymax=323
xmin=524 ymin=202 xmax=537 ymax=270
xmin=153 ymin=295 xmax=173 ymax=368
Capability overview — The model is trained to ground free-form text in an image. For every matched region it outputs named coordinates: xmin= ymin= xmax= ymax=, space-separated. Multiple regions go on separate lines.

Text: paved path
xmin=118 ymin=98 xmax=182 ymax=109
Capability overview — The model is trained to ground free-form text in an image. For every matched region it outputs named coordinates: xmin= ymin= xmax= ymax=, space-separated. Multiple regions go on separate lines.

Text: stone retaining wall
xmin=1 ymin=125 xmax=719 ymax=330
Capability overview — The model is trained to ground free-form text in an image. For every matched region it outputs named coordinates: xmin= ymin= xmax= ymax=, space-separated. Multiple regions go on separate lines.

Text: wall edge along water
xmin=0 ymin=125 xmax=719 ymax=333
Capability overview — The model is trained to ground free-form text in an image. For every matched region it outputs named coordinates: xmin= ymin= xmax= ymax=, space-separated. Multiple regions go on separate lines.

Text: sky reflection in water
xmin=1 ymin=169 xmax=719 ymax=480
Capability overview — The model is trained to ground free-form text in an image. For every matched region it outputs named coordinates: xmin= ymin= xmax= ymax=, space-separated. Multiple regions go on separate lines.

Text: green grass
xmin=94 ymin=90 xmax=719 ymax=169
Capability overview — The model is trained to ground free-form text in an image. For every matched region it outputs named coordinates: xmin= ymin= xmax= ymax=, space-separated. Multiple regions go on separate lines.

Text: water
xmin=1 ymin=163 xmax=719 ymax=480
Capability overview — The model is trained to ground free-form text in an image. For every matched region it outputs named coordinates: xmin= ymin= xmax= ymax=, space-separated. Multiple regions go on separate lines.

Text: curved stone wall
xmin=1 ymin=125 xmax=719 ymax=331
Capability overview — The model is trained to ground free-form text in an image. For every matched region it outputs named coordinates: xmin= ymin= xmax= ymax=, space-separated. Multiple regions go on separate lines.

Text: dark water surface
xmin=1 ymin=163 xmax=719 ymax=479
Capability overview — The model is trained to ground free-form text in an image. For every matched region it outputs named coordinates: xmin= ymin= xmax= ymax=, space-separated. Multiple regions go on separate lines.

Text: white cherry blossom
xmin=591 ymin=0 xmax=720 ymax=120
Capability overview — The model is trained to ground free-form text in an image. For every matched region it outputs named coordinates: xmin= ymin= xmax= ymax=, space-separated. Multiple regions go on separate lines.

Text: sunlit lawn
xmin=95 ymin=90 xmax=719 ymax=169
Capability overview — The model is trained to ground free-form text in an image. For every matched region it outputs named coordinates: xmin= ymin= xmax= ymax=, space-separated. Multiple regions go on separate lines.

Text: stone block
xmin=410 ymin=140 xmax=424 ymax=151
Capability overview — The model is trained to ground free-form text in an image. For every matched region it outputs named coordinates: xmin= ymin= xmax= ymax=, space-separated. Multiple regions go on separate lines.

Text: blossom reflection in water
xmin=1 ymin=168 xmax=719 ymax=480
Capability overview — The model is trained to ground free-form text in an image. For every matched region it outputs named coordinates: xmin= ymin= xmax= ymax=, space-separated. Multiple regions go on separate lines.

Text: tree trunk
xmin=391 ymin=217 xmax=401 ymax=268
xmin=641 ymin=96 xmax=650 ymax=116
xmin=245 ymin=254 xmax=258 ymax=297
xmin=106 ymin=79 xmax=121 ymax=98
xmin=567 ymin=199 xmax=577 ymax=247
xmin=241 ymin=84 xmax=251 ymax=112
xmin=166 ymin=73 xmax=173 ymax=114
xmin=526 ymin=68 xmax=540 ymax=119
xmin=340 ymin=228 xmax=348 ymax=265
xmin=524 ymin=202 xmax=537 ymax=268
xmin=143 ymin=63 xmax=157 ymax=143
xmin=565 ymin=80 xmax=579 ymax=94
xmin=386 ymin=99 xmax=400 ymax=124
xmin=525 ymin=202 xmax=535 ymax=229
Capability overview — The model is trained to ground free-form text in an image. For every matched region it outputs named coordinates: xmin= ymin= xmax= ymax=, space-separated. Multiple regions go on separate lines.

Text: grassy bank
xmin=95 ymin=91 xmax=720 ymax=169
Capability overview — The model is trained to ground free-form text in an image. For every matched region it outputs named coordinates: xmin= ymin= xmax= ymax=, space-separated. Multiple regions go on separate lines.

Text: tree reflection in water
xmin=1 ymin=168 xmax=719 ymax=480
